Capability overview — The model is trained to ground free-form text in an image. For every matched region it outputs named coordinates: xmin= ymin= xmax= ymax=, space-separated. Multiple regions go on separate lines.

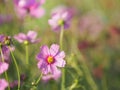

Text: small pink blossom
xmin=48 ymin=6 xmax=73 ymax=31
xmin=14 ymin=0 xmax=45 ymax=19
xmin=36 ymin=44 xmax=66 ymax=75
xmin=14 ymin=31 xmax=40 ymax=44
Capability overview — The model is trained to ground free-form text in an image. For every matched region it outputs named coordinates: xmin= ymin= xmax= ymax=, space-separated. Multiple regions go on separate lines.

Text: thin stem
xmin=25 ymin=45 xmax=29 ymax=64
xmin=102 ymin=75 xmax=108 ymax=90
xmin=59 ymin=25 xmax=64 ymax=50
xmin=9 ymin=47 xmax=20 ymax=90
xmin=61 ymin=69 xmax=65 ymax=90
xmin=59 ymin=25 xmax=65 ymax=90
xmin=35 ymin=73 xmax=42 ymax=85
xmin=0 ymin=47 xmax=10 ymax=90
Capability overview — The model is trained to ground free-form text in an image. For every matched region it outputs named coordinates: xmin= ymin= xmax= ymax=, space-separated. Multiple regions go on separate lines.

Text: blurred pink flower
xmin=14 ymin=31 xmax=40 ymax=44
xmin=36 ymin=44 xmax=66 ymax=75
xmin=0 ymin=62 xmax=9 ymax=75
xmin=78 ymin=12 xmax=104 ymax=40
xmin=48 ymin=6 xmax=73 ymax=31
xmin=42 ymin=69 xmax=61 ymax=82
xmin=0 ymin=79 xmax=8 ymax=90
xmin=0 ymin=14 xmax=12 ymax=25
xmin=14 ymin=0 xmax=45 ymax=19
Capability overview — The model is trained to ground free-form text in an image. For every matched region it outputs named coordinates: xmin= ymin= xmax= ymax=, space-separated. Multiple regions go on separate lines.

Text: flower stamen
xmin=47 ymin=56 xmax=54 ymax=64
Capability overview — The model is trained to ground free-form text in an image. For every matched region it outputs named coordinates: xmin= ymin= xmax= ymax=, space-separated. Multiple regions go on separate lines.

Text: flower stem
xmin=59 ymin=25 xmax=64 ymax=50
xmin=0 ymin=47 xmax=10 ymax=90
xmin=9 ymin=47 xmax=20 ymax=90
xmin=35 ymin=73 xmax=42 ymax=85
xmin=25 ymin=45 xmax=29 ymax=64
xmin=59 ymin=25 xmax=65 ymax=90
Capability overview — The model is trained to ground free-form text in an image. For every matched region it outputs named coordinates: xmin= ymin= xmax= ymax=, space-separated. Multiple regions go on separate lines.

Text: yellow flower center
xmin=47 ymin=56 xmax=54 ymax=64
xmin=24 ymin=40 xmax=29 ymax=45
xmin=58 ymin=19 xmax=64 ymax=26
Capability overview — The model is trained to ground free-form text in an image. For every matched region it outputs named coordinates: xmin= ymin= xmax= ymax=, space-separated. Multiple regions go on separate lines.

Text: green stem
xmin=25 ymin=45 xmax=29 ymax=64
xmin=59 ymin=25 xmax=64 ymax=50
xmin=61 ymin=69 xmax=65 ymax=90
xmin=0 ymin=47 xmax=10 ymax=90
xmin=35 ymin=73 xmax=42 ymax=85
xmin=59 ymin=25 xmax=65 ymax=90
xmin=9 ymin=47 xmax=20 ymax=90
xmin=102 ymin=75 xmax=108 ymax=90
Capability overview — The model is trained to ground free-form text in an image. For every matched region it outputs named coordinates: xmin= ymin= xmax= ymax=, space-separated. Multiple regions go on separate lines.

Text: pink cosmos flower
xmin=36 ymin=44 xmax=66 ymax=75
xmin=0 ymin=62 xmax=9 ymax=75
xmin=14 ymin=0 xmax=45 ymax=19
xmin=14 ymin=31 xmax=40 ymax=44
xmin=48 ymin=6 xmax=73 ymax=31
xmin=0 ymin=79 xmax=8 ymax=90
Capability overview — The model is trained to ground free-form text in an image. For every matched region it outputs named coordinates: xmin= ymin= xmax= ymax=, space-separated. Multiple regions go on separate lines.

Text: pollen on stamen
xmin=47 ymin=56 xmax=54 ymax=64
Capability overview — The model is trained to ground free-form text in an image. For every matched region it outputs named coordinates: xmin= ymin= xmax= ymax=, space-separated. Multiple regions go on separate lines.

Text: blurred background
xmin=0 ymin=0 xmax=120 ymax=90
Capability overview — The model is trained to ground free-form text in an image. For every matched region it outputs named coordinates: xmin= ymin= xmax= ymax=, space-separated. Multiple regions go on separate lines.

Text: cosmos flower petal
xmin=30 ymin=7 xmax=45 ymax=18
xmin=55 ymin=51 xmax=65 ymax=59
xmin=53 ymin=68 xmax=61 ymax=80
xmin=14 ymin=33 xmax=27 ymax=43
xmin=0 ymin=62 xmax=9 ymax=75
xmin=0 ymin=79 xmax=8 ymax=90
xmin=48 ymin=19 xmax=58 ymax=26
xmin=27 ymin=31 xmax=37 ymax=40
xmin=37 ymin=61 xmax=48 ymax=75
xmin=40 ymin=0 xmax=46 ymax=5
xmin=42 ymin=67 xmax=61 ymax=82
xmin=40 ymin=45 xmax=50 ymax=57
xmin=50 ymin=44 xmax=59 ymax=56
xmin=54 ymin=58 xmax=66 ymax=67
xmin=51 ymin=64 xmax=60 ymax=74
xmin=14 ymin=6 xmax=27 ymax=19
xmin=18 ymin=0 xmax=35 ymax=8
xmin=61 ymin=12 xmax=68 ymax=20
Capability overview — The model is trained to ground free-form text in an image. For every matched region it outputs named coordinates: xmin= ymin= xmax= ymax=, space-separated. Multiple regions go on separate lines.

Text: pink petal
xmin=52 ymin=14 xmax=61 ymax=21
xmin=61 ymin=12 xmax=68 ymax=20
xmin=40 ymin=45 xmax=50 ymax=57
xmin=14 ymin=6 xmax=27 ymax=19
xmin=54 ymin=58 xmax=66 ymax=67
xmin=14 ymin=33 xmax=27 ymax=43
xmin=53 ymin=69 xmax=61 ymax=80
xmin=55 ymin=51 xmax=65 ymax=59
xmin=37 ymin=61 xmax=48 ymax=75
xmin=50 ymin=44 xmax=59 ymax=56
xmin=40 ymin=0 xmax=46 ymax=5
xmin=30 ymin=7 xmax=45 ymax=18
xmin=48 ymin=19 xmax=57 ymax=26
xmin=0 ymin=62 xmax=9 ymax=75
xmin=27 ymin=30 xmax=37 ymax=40
xmin=50 ymin=64 xmax=59 ymax=74
xmin=0 ymin=79 xmax=8 ymax=90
